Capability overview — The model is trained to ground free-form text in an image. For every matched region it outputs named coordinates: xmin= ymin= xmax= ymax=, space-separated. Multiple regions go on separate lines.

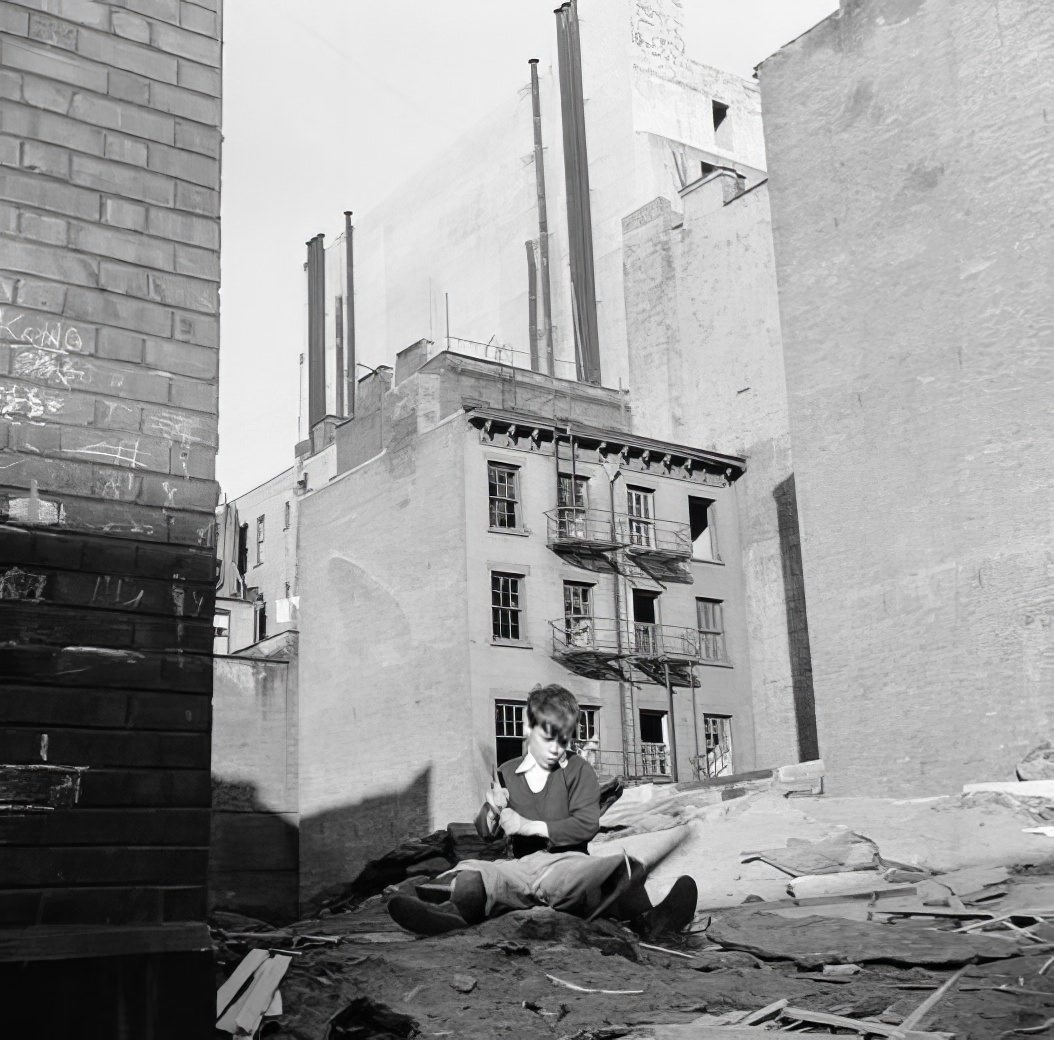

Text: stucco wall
xmin=296 ymin=414 xmax=472 ymax=906
xmin=758 ymin=0 xmax=1054 ymax=793
xmin=622 ymin=178 xmax=804 ymax=769
xmin=314 ymin=0 xmax=764 ymax=404
xmin=211 ymin=643 xmax=298 ymax=920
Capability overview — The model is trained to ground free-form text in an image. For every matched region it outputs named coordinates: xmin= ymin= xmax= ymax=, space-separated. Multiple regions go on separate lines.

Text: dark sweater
xmin=475 ymin=753 xmax=601 ymax=857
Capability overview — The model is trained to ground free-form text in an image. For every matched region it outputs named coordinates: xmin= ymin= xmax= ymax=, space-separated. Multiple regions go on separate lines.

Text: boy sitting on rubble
xmin=386 ymin=683 xmax=698 ymax=938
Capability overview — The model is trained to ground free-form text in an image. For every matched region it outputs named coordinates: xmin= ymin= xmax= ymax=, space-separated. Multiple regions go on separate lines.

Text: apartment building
xmin=295 ymin=345 xmax=755 ymax=902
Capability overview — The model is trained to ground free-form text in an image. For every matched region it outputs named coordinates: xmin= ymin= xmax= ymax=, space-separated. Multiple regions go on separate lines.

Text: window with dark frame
xmin=255 ymin=515 xmax=265 ymax=564
xmin=557 ymin=473 xmax=589 ymax=539
xmin=488 ymin=462 xmax=521 ymax=531
xmin=284 ymin=501 xmax=291 ymax=529
xmin=491 ymin=571 xmax=524 ymax=641
xmin=495 ymin=700 xmax=525 ymax=765
xmin=702 ymin=714 xmax=733 ymax=778
xmin=689 ymin=496 xmax=719 ymax=561
xmin=563 ymin=581 xmax=595 ymax=648
xmin=696 ymin=598 xmax=727 ymax=662
xmin=626 ymin=485 xmax=655 ymax=547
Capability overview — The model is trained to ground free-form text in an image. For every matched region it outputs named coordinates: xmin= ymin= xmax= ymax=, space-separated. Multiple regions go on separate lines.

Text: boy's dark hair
xmin=526 ymin=684 xmax=579 ymax=738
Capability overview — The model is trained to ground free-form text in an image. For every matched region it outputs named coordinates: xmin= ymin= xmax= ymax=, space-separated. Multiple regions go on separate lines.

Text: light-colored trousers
xmin=443 ymin=851 xmax=627 ymax=917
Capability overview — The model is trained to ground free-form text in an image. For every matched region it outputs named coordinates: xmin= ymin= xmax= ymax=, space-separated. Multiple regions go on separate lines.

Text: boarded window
xmin=696 ymin=598 xmax=727 ymax=662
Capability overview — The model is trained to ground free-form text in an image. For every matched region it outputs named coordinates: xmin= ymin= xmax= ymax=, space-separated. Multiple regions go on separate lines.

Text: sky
xmin=218 ymin=0 xmax=839 ymax=499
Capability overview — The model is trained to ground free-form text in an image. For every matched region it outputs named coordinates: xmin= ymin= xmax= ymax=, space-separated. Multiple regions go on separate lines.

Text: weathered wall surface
xmin=317 ymin=0 xmax=764 ymax=402
xmin=211 ymin=641 xmax=299 ymax=922
xmin=758 ymin=0 xmax=1054 ymax=793
xmin=0 ymin=0 xmax=221 ymax=1022
xmin=622 ymin=178 xmax=808 ymax=769
xmin=296 ymin=414 xmax=472 ymax=907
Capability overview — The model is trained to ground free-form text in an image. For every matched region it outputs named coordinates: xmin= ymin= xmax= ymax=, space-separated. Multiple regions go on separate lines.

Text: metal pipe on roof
xmin=306 ymin=234 xmax=326 ymax=430
xmin=529 ymin=58 xmax=555 ymax=377
xmin=555 ymin=0 xmax=601 ymax=386
xmin=344 ymin=211 xmax=356 ymax=418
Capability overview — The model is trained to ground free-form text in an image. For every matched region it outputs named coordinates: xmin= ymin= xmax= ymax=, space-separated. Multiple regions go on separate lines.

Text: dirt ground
xmin=217 ymin=884 xmax=1054 ymax=1039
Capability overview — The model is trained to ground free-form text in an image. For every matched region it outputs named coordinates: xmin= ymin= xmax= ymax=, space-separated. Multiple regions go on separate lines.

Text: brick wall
xmin=758 ymin=0 xmax=1054 ymax=794
xmin=0 ymin=0 xmax=221 ymax=1019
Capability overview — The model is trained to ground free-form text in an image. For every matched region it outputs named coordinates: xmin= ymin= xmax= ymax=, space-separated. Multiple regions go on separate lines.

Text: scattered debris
xmin=450 ymin=973 xmax=477 ymax=993
xmin=546 ymin=973 xmax=644 ymax=995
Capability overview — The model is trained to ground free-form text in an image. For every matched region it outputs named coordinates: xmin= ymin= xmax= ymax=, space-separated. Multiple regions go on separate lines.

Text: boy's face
xmin=526 ymin=717 xmax=572 ymax=771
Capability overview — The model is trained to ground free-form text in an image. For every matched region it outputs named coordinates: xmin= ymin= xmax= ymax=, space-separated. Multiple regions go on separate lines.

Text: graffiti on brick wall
xmin=66 ymin=439 xmax=150 ymax=469
xmin=0 ymin=382 xmax=64 ymax=421
xmin=0 ymin=307 xmax=85 ymax=353
xmin=144 ymin=409 xmax=206 ymax=448
xmin=2 ymin=306 xmax=87 ymax=398
xmin=0 ymin=566 xmax=48 ymax=601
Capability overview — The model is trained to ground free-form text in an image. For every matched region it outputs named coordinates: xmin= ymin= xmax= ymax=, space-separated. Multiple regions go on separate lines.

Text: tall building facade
xmin=757 ymin=0 xmax=1054 ymax=794
xmin=295 ymin=347 xmax=757 ymax=904
xmin=0 ymin=0 xmax=221 ymax=1030
xmin=299 ymin=0 xmax=767 ymax=433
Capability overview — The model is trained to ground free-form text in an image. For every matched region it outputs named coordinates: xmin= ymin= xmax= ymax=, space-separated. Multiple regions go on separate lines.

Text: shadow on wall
xmin=773 ymin=474 xmax=820 ymax=762
xmin=300 ymin=765 xmax=432 ymax=916
xmin=210 ymin=778 xmax=299 ymax=925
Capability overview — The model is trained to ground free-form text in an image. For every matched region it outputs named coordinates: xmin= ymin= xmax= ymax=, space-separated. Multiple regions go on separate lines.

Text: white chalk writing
xmin=0 ymin=307 xmax=84 ymax=352
xmin=0 ymin=382 xmax=64 ymax=421
xmin=0 ymin=566 xmax=47 ymax=601
xmin=66 ymin=439 xmax=149 ymax=469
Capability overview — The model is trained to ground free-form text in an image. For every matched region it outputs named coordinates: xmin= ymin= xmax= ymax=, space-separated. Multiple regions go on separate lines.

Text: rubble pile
xmin=210 ymin=772 xmax=1054 ymax=1039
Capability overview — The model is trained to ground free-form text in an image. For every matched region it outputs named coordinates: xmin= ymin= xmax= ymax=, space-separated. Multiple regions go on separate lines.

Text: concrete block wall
xmin=758 ymin=0 xmax=1054 ymax=794
xmin=0 ymin=0 xmax=222 ymax=1023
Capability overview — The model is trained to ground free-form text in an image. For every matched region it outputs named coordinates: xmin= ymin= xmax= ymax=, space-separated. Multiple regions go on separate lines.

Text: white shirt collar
xmin=515 ymin=750 xmax=569 ymax=773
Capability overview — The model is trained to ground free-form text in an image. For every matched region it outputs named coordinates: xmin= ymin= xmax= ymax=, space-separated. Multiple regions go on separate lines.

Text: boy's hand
xmin=485 ymin=777 xmax=508 ymax=814
xmin=498 ymin=808 xmax=528 ymax=835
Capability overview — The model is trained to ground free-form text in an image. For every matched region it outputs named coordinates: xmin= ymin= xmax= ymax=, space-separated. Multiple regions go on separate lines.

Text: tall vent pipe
xmin=306 ymin=233 xmax=326 ymax=430
xmin=554 ymin=0 xmax=601 ymax=386
xmin=344 ymin=211 xmax=356 ymax=418
xmin=529 ymin=59 xmax=555 ymax=376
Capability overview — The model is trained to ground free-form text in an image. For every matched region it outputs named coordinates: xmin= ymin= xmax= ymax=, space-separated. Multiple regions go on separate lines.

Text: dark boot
xmin=387 ymin=870 xmax=487 ymax=935
xmin=631 ymin=875 xmax=698 ymax=941
xmin=387 ymin=895 xmax=468 ymax=935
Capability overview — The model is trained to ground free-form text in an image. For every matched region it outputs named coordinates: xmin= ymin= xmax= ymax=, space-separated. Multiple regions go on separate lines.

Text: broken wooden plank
xmin=781 ymin=1006 xmax=953 ymax=1039
xmin=232 ymin=954 xmax=290 ymax=1035
xmin=739 ymin=998 xmax=788 ymax=1025
xmin=545 ymin=973 xmax=643 ymax=995
xmin=698 ymin=884 xmax=919 ymax=913
xmin=216 ymin=948 xmax=269 ymax=1019
xmin=893 ymin=968 xmax=965 ymax=1037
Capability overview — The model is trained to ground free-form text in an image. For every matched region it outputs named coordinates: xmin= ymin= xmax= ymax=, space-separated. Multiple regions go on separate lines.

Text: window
xmin=632 ymin=588 xmax=660 ymax=655
xmin=638 ymin=709 xmax=670 ymax=776
xmin=495 ymin=700 xmax=525 ymax=765
xmin=702 ymin=714 xmax=733 ymax=778
xmin=213 ymin=610 xmax=230 ymax=656
xmin=574 ymin=707 xmax=600 ymax=768
xmin=626 ymin=486 xmax=655 ymax=548
xmin=712 ymin=100 xmax=733 ymax=150
xmin=557 ymin=473 xmax=589 ymax=539
xmin=696 ymin=598 xmax=727 ymax=662
xmin=491 ymin=571 xmax=524 ymax=642
xmin=563 ymin=581 xmax=594 ymax=648
xmin=488 ymin=462 xmax=521 ymax=531
xmin=689 ymin=496 xmax=719 ymax=561
xmin=255 ymin=515 xmax=265 ymax=565
xmin=284 ymin=501 xmax=291 ymax=529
